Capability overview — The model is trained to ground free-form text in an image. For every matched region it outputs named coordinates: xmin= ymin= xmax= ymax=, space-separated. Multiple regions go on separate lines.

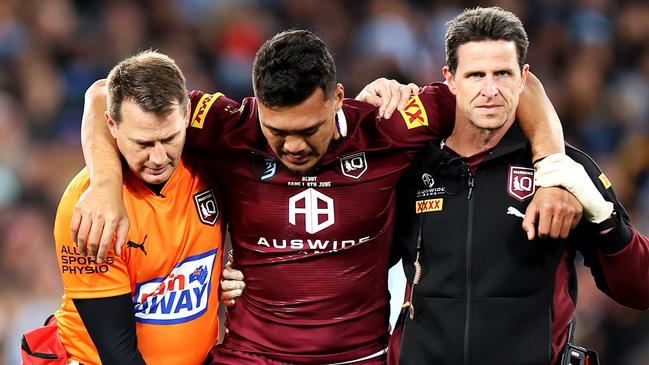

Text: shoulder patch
xmin=191 ymin=92 xmax=223 ymax=129
xmin=398 ymin=95 xmax=428 ymax=129
xmin=598 ymin=173 xmax=612 ymax=189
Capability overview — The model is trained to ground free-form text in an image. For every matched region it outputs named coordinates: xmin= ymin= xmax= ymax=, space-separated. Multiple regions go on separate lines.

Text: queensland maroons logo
xmin=340 ymin=152 xmax=367 ymax=179
xmin=507 ymin=166 xmax=535 ymax=201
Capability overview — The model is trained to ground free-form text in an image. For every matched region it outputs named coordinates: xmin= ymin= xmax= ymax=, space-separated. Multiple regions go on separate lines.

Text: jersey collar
xmin=124 ymin=158 xmax=186 ymax=198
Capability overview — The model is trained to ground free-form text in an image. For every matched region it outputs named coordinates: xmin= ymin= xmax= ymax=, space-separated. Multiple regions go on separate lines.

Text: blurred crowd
xmin=0 ymin=0 xmax=647 ymax=364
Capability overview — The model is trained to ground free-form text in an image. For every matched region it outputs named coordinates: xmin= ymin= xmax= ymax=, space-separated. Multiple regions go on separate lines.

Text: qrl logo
xmin=289 ymin=188 xmax=335 ymax=234
xmin=507 ymin=166 xmax=536 ymax=201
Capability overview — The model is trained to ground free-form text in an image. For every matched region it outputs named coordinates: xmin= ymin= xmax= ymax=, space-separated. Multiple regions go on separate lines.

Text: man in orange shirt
xmin=52 ymin=51 xmax=224 ymax=365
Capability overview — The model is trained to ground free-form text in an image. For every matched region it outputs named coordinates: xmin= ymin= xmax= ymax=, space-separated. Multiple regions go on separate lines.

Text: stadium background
xmin=0 ymin=0 xmax=647 ymax=364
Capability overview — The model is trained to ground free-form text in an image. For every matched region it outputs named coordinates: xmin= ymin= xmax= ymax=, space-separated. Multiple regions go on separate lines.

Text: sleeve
xmin=592 ymin=228 xmax=649 ymax=310
xmin=568 ymin=148 xmax=649 ymax=310
xmin=74 ymin=294 xmax=146 ymax=365
xmin=379 ymin=82 xmax=456 ymax=148
xmin=185 ymin=90 xmax=254 ymax=154
xmin=54 ymin=172 xmax=132 ymax=299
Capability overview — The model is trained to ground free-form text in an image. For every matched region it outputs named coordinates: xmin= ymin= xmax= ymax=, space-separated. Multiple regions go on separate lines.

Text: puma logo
xmin=506 ymin=206 xmax=525 ymax=219
xmin=127 ymin=235 xmax=147 ymax=255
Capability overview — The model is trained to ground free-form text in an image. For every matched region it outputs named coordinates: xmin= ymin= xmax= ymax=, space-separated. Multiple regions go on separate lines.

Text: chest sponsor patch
xmin=288 ymin=188 xmax=335 ymax=234
xmin=415 ymin=198 xmax=443 ymax=213
xmin=340 ymin=152 xmax=367 ymax=179
xmin=421 ymin=173 xmax=435 ymax=188
xmin=416 ymin=187 xmax=446 ymax=198
xmin=133 ymin=249 xmax=217 ymax=324
xmin=507 ymin=166 xmax=535 ymax=202
xmin=194 ymin=189 xmax=219 ymax=226
xmin=399 ymin=95 xmax=428 ymax=129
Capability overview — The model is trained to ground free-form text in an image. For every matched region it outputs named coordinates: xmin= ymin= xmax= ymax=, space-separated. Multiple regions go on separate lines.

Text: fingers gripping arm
xmin=356 ymin=78 xmax=420 ymax=119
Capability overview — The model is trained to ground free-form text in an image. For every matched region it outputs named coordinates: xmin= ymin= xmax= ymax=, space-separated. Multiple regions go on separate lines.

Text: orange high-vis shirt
xmin=53 ymin=157 xmax=223 ymax=365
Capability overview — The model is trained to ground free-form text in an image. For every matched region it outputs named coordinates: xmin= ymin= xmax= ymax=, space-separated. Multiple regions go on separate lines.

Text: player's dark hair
xmin=445 ymin=7 xmax=529 ymax=74
xmin=107 ymin=50 xmax=188 ymax=124
xmin=252 ymin=29 xmax=336 ymax=108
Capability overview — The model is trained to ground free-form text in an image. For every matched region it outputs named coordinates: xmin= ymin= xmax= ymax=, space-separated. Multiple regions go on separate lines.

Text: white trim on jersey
xmin=336 ymin=108 xmax=348 ymax=137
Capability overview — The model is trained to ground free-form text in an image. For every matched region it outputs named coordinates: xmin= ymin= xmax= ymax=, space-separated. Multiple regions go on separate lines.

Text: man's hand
xmin=221 ymin=263 xmax=245 ymax=307
xmin=522 ymin=187 xmax=583 ymax=240
xmin=355 ymin=78 xmax=419 ymax=119
xmin=70 ymin=183 xmax=129 ymax=262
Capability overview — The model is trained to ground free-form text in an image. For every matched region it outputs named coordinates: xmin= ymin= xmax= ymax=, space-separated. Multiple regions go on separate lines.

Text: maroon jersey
xmin=187 ymin=84 xmax=455 ymax=363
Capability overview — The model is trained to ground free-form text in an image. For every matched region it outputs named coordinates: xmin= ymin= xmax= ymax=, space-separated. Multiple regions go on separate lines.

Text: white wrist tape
xmin=534 ymin=153 xmax=614 ymax=223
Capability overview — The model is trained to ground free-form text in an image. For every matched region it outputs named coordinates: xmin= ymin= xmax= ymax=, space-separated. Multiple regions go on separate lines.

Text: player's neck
xmin=145 ymin=183 xmax=165 ymax=196
xmin=122 ymin=164 xmax=169 ymax=197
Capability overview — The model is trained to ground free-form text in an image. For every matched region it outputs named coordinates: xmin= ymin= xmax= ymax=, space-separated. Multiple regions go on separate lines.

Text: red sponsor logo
xmin=398 ymin=95 xmax=428 ymax=129
xmin=415 ymin=198 xmax=443 ymax=213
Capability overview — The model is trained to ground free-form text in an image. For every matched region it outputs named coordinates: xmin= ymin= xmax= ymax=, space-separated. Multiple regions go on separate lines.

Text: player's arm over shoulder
xmin=380 ymin=82 xmax=456 ymax=147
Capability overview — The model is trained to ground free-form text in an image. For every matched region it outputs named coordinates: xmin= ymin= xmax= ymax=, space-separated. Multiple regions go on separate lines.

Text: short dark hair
xmin=445 ymin=7 xmax=529 ymax=74
xmin=107 ymin=50 xmax=188 ymax=123
xmin=252 ymin=29 xmax=337 ymax=108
